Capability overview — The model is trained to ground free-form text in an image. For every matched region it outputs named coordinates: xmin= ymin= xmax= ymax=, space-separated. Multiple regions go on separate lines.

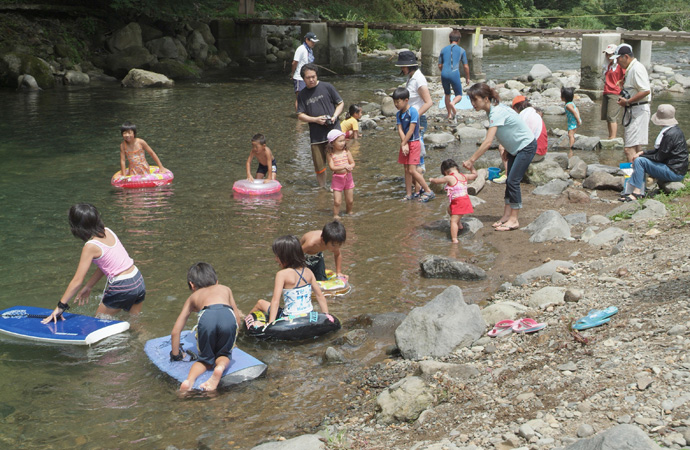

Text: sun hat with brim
xmin=603 ymin=43 xmax=618 ymax=54
xmin=327 ymin=129 xmax=345 ymax=143
xmin=512 ymin=95 xmax=526 ymax=107
xmin=395 ymin=50 xmax=418 ymax=67
xmin=651 ymin=104 xmax=678 ymax=126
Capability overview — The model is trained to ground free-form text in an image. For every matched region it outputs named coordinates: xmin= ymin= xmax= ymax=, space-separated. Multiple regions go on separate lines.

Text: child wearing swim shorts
xmin=326 ymin=129 xmax=355 ymax=219
xmin=119 ymin=122 xmax=168 ymax=176
xmin=170 ymin=262 xmax=243 ymax=392
xmin=245 ymin=133 xmax=277 ymax=182
xmin=300 ymin=221 xmax=347 ymax=281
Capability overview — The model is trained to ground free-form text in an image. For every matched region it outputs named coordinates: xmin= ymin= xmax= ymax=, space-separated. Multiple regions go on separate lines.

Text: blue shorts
xmin=293 ymin=79 xmax=306 ymax=93
xmin=196 ymin=304 xmax=238 ymax=366
xmin=441 ymin=72 xmax=463 ymax=96
xmin=257 ymin=159 xmax=277 ymax=175
xmin=102 ymin=267 xmax=145 ymax=312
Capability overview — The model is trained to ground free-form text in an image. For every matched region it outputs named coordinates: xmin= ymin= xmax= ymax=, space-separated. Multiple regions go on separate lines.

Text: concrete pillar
xmin=421 ymin=27 xmax=452 ymax=76
xmin=624 ymin=39 xmax=652 ymax=70
xmin=210 ymin=19 xmax=266 ymax=60
xmin=328 ymin=27 xmax=361 ymax=74
xmin=580 ymin=33 xmax=621 ymax=90
xmin=460 ymin=31 xmax=484 ymax=81
xmin=300 ymin=23 xmax=329 ymax=66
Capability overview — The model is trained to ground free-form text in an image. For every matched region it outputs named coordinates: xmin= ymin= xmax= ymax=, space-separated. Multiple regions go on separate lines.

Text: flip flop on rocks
xmin=512 ymin=318 xmax=547 ymax=333
xmin=572 ymin=306 xmax=618 ymax=330
xmin=487 ymin=319 xmax=515 ymax=337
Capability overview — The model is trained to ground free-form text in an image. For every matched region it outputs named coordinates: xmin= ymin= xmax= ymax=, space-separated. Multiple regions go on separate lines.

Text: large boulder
xmin=420 ymin=255 xmax=487 ymax=280
xmin=381 ymin=96 xmax=397 ymax=116
xmin=187 ymin=30 xmax=209 ymax=61
xmin=0 ymin=52 xmax=54 ymax=89
xmin=569 ymin=156 xmax=588 ymax=179
xmin=573 ymin=135 xmax=600 ymax=151
xmin=424 ymin=132 xmax=455 ymax=147
xmin=528 ymin=286 xmax=566 ymax=309
xmin=376 ymin=376 xmax=435 ymax=424
xmin=582 ymin=171 xmax=624 ymax=191
xmin=481 ymin=301 xmax=528 ymax=325
xmin=631 ymin=199 xmax=667 ymax=220
xmin=17 ymin=74 xmax=40 ymax=90
xmin=455 ymin=126 xmax=487 ymax=143
xmin=190 ymin=21 xmax=216 ymax=46
xmin=63 ymin=70 xmax=89 ymax=86
xmin=395 ymin=285 xmax=486 ymax=359
xmin=150 ymin=59 xmax=201 ymax=79
xmin=586 ymin=227 xmax=628 ymax=246
xmin=121 ymin=69 xmax=174 ymax=88
xmin=103 ymin=47 xmax=157 ymax=78
xmin=564 ymin=424 xmax=660 ymax=450
xmin=525 ymin=210 xmax=571 ymax=243
xmin=526 ymin=160 xmax=569 ymax=185
xmin=514 ymin=260 xmax=574 ymax=285
xmin=529 ymin=63 xmax=552 ymax=80
xmin=145 ymin=37 xmax=180 ymax=60
xmin=532 ymin=179 xmax=570 ymax=196
xmin=107 ymin=22 xmax=143 ymax=53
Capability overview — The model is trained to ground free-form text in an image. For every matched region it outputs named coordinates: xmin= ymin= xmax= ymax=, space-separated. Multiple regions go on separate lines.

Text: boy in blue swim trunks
xmin=245 ymin=133 xmax=277 ymax=182
xmin=170 ymin=262 xmax=244 ymax=392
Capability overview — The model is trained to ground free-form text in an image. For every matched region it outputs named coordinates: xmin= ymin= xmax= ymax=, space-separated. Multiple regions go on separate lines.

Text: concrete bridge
xmin=213 ymin=17 xmax=690 ymax=91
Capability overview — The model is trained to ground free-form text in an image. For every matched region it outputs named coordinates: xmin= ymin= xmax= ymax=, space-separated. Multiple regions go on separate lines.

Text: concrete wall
xmin=580 ymin=33 xmax=621 ymax=90
xmin=421 ymin=27 xmax=452 ymax=76
xmin=328 ymin=27 xmax=361 ymax=74
xmin=625 ymin=39 xmax=652 ymax=69
xmin=210 ymin=19 xmax=266 ymax=60
xmin=300 ymin=23 xmax=329 ymax=66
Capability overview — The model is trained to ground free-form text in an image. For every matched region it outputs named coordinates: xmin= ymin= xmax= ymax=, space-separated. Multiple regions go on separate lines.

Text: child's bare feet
xmin=333 ymin=215 xmax=341 ymax=220
xmin=451 ymin=239 xmax=459 ymax=243
xmin=200 ymin=364 xmax=225 ymax=391
xmin=180 ymin=380 xmax=192 ymax=392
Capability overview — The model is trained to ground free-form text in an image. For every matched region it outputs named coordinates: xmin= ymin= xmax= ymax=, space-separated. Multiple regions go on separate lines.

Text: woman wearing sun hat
xmin=622 ymin=104 xmax=688 ymax=202
xmin=395 ymin=50 xmax=434 ymax=200
xmin=601 ymin=43 xmax=625 ymax=139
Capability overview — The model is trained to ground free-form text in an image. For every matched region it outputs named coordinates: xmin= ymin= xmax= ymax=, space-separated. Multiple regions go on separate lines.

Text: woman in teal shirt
xmin=463 ymin=83 xmax=537 ymax=232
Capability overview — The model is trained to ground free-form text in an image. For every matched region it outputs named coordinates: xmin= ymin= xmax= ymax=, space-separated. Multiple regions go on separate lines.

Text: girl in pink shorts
xmin=326 ymin=129 xmax=355 ymax=219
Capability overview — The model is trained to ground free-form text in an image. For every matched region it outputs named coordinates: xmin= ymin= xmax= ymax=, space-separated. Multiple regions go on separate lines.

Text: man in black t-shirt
xmin=297 ymin=63 xmax=344 ymax=188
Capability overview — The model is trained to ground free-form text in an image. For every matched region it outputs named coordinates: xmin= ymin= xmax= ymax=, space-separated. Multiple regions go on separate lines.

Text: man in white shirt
xmin=291 ymin=32 xmax=318 ymax=111
xmin=613 ymin=43 xmax=651 ymax=162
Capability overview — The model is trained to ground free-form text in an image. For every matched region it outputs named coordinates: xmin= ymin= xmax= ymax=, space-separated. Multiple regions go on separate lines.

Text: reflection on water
xmin=0 ymin=43 xmax=689 ymax=449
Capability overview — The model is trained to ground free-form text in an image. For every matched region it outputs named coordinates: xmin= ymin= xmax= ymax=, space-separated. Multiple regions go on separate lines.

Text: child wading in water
xmin=340 ymin=104 xmax=362 ymax=139
xmin=170 ymin=262 xmax=243 ymax=392
xmin=429 ymin=159 xmax=477 ymax=243
xmin=43 ymin=203 xmax=146 ymax=323
xmin=326 ymin=129 xmax=355 ymax=219
xmin=249 ymin=235 xmax=330 ymax=326
xmin=245 ymin=133 xmax=277 ymax=182
xmin=561 ymin=87 xmax=582 ymax=156
xmin=119 ymin=122 xmax=168 ymax=176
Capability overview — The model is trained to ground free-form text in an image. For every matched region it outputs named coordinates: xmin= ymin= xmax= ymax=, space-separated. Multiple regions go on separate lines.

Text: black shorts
xmin=305 ymin=252 xmax=327 ymax=281
xmin=196 ymin=304 xmax=237 ymax=366
xmin=257 ymin=159 xmax=277 ymax=175
xmin=102 ymin=268 xmax=146 ymax=312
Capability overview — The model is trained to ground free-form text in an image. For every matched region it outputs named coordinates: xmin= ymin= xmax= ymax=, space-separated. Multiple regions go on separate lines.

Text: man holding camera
xmin=297 ymin=63 xmax=344 ymax=188
xmin=613 ymin=43 xmax=651 ymax=162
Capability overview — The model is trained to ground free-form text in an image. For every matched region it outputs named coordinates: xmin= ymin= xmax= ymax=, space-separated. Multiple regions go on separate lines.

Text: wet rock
xmin=514 ymin=260 xmax=574 ymax=285
xmin=417 ymin=361 xmax=480 ymax=380
xmin=529 ymin=63 xmax=552 ymax=80
xmin=481 ymin=301 xmax=528 ymax=325
xmin=573 ymin=135 xmax=600 ymax=151
xmin=582 ymin=172 xmax=624 ymax=191
xmin=251 ymin=434 xmax=325 ymax=450
xmin=107 ymin=22 xmax=143 ymax=53
xmin=146 ymin=37 xmax=180 ymax=59
xmin=569 ymin=157 xmax=588 ymax=179
xmin=103 ymin=47 xmax=157 ymax=78
xmin=587 ymin=227 xmax=627 ymax=246
xmin=526 ymin=160 xmax=569 ymax=185
xmin=419 ymin=255 xmax=487 ymax=280
xmin=121 ymin=69 xmax=174 ymax=88
xmin=599 ymin=138 xmax=624 ymax=149
xmin=63 ymin=70 xmax=89 ymax=85
xmin=187 ymin=30 xmax=209 ymax=61
xmin=631 ymin=199 xmax=667 ymax=220
xmin=424 ymin=132 xmax=455 ymax=147
xmin=381 ymin=96 xmax=397 ymax=116
xmin=525 ymin=210 xmax=571 ymax=243
xmin=533 ymin=179 xmax=570 ymax=196
xmin=17 ymin=73 xmax=40 ymax=90
xmin=344 ymin=329 xmax=367 ymax=346
xmin=563 ymin=424 xmax=661 ymax=450
xmin=360 ymin=118 xmax=377 ymax=130
xmin=395 ymin=285 xmax=486 ymax=359
xmin=376 ymin=376 xmax=435 ymax=424
xmin=455 ymin=126 xmax=487 ymax=143
xmin=672 ymin=73 xmax=690 ymax=88
xmin=1 ymin=53 xmax=54 ymax=89
xmin=150 ymin=60 xmax=201 ymax=79
xmin=528 ymin=286 xmax=566 ymax=309
xmin=586 ymin=164 xmax=620 ymax=177
xmin=324 ymin=346 xmax=345 ymax=363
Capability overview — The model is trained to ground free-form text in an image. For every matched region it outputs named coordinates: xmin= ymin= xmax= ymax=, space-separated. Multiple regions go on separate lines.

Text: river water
xmin=0 ymin=42 xmax=688 ymax=449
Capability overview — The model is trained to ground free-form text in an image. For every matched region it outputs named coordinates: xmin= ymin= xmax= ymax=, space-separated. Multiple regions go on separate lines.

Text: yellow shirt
xmin=340 ymin=117 xmax=359 ymax=134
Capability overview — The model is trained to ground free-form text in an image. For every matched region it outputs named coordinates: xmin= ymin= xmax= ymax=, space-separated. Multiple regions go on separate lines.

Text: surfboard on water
xmin=0 ymin=306 xmax=130 ymax=345
xmin=145 ymin=330 xmax=267 ymax=390
xmin=437 ymin=94 xmax=473 ymax=110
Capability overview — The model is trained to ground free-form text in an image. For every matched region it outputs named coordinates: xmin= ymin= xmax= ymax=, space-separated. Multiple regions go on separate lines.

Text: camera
xmin=324 ymin=116 xmax=334 ymax=126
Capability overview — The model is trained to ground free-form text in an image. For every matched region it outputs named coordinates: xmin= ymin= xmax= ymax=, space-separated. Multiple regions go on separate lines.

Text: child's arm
xmin=120 ymin=143 xmax=127 ymax=175
xmin=74 ymin=267 xmax=105 ymax=306
xmin=267 ymin=271 xmax=286 ymax=324
xmin=429 ymin=174 xmax=452 ymax=185
xmin=332 ymin=246 xmax=347 ymax=280
xmin=346 ymin=150 xmax=355 ymax=172
xmin=308 ymin=270 xmax=329 ymax=315
xmin=170 ymin=297 xmax=192 ymax=358
xmin=265 ymin=147 xmax=275 ymax=182
xmin=42 ymin=243 xmax=101 ymax=324
xmin=225 ymin=286 xmax=244 ymax=325
xmin=401 ymin=123 xmax=416 ymax=147
xmin=464 ymin=126 xmax=497 ymax=170
xmin=140 ymin=139 xmax=167 ymax=172
xmin=245 ymin=153 xmax=255 ymax=181
xmin=465 ymin=166 xmax=479 ymax=182
xmin=326 ymin=152 xmax=337 ymax=172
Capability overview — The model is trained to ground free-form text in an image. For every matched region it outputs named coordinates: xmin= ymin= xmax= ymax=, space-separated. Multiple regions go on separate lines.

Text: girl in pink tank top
xmin=43 ymin=203 xmax=146 ymax=324
xmin=429 ymin=159 xmax=478 ymax=243
xmin=326 ymin=129 xmax=355 ymax=219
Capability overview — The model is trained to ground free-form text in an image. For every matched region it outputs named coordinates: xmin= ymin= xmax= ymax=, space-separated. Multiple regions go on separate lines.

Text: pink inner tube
xmin=111 ymin=166 xmax=174 ymax=189
xmin=232 ymin=179 xmax=282 ymax=195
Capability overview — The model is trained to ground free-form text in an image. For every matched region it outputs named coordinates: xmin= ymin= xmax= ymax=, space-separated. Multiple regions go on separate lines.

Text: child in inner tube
xmin=119 ymin=121 xmax=169 ymax=176
xmin=248 ymin=235 xmax=331 ymax=326
xmin=170 ymin=262 xmax=244 ymax=392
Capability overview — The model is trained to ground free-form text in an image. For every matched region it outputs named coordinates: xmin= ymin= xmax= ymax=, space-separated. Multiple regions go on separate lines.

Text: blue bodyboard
xmin=144 ymin=330 xmax=267 ymax=390
xmin=0 ymin=305 xmax=130 ymax=345
xmin=437 ymin=94 xmax=473 ymax=110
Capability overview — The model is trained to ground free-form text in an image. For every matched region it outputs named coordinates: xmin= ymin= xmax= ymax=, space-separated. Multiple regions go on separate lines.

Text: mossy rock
xmin=0 ymin=52 xmax=55 ymax=89
xmin=150 ymin=59 xmax=201 ymax=79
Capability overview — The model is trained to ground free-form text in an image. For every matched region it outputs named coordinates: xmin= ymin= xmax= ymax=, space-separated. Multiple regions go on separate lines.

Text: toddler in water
xmin=429 ymin=159 xmax=477 ymax=243
xmin=245 ymin=133 xmax=277 ymax=182
xmin=326 ymin=129 xmax=355 ymax=219
xmin=248 ymin=235 xmax=330 ymax=326
xmin=340 ymin=104 xmax=362 ymax=139
xmin=119 ymin=122 xmax=168 ymax=176
xmin=170 ymin=262 xmax=243 ymax=392
xmin=561 ymin=87 xmax=582 ymax=155
xmin=42 ymin=203 xmax=145 ymax=323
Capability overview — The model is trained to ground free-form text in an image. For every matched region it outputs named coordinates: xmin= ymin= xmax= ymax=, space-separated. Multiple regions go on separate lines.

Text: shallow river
xmin=0 ymin=42 xmax=688 ymax=449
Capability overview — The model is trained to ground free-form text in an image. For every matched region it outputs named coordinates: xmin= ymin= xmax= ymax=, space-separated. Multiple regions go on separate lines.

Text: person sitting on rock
xmin=622 ymin=104 xmax=688 ymax=202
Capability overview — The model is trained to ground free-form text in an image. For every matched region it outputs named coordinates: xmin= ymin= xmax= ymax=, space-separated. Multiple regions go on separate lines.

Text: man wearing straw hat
xmin=622 ymin=104 xmax=688 ymax=202
xmin=601 ymin=43 xmax=625 ymax=139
